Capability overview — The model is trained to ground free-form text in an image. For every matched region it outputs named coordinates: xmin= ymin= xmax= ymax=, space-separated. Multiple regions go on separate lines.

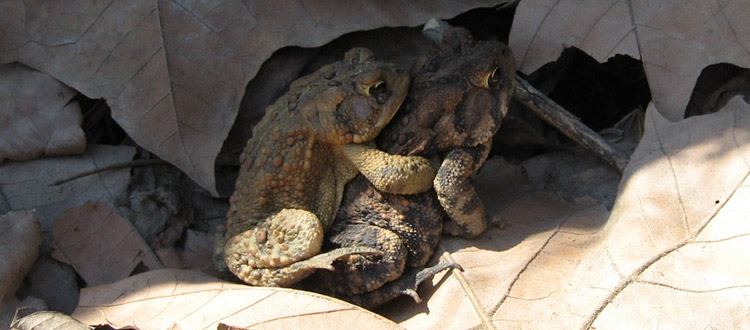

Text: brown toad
xmin=216 ymin=48 xmax=438 ymax=287
xmin=301 ymin=28 xmax=516 ymax=308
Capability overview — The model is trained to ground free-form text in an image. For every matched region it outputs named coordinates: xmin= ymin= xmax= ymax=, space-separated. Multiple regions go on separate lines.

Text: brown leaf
xmin=11 ymin=310 xmax=91 ymax=330
xmin=510 ymin=0 xmax=638 ymax=73
xmin=72 ymin=269 xmax=404 ymax=330
xmin=587 ymin=97 xmax=750 ymax=329
xmin=0 ymin=1 xmax=507 ymax=195
xmin=388 ymin=97 xmax=750 ymax=329
xmin=0 ymin=63 xmax=85 ymax=163
xmin=389 ymin=189 xmax=609 ymax=330
xmin=51 ymin=202 xmax=162 ymax=286
xmin=0 ymin=145 xmax=134 ymax=232
xmin=0 ymin=211 xmax=41 ymax=327
xmin=632 ymin=1 xmax=750 ymax=120
xmin=0 ymin=211 xmax=41 ymax=301
xmin=509 ymin=0 xmax=750 ymax=120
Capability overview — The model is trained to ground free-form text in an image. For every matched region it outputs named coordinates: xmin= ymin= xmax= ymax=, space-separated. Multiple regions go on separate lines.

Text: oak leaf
xmin=72 ymin=269 xmax=405 ymax=330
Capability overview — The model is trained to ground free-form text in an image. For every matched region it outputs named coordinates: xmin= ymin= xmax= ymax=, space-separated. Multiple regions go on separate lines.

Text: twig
xmin=514 ymin=76 xmax=630 ymax=173
xmin=51 ymin=159 xmax=166 ymax=186
xmin=442 ymin=251 xmax=499 ymax=330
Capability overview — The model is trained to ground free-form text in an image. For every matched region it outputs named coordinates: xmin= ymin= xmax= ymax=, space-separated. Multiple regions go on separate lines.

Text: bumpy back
xmin=378 ymin=27 xmax=516 ymax=157
xmin=229 ymin=47 xmax=410 ymax=225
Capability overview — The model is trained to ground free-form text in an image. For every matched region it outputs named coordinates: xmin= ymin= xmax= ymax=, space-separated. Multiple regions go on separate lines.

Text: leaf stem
xmin=51 ymin=159 xmax=166 ymax=186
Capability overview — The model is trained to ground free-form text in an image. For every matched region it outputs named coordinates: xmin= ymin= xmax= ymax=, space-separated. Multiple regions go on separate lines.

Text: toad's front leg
xmin=434 ymin=144 xmax=491 ymax=239
xmin=337 ymin=143 xmax=438 ymax=195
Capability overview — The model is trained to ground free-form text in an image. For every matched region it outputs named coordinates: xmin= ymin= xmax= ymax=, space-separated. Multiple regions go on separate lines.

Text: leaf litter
xmin=1 ymin=1 xmax=750 ymax=329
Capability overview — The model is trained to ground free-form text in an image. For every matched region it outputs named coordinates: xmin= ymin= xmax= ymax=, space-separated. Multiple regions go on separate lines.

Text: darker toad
xmin=301 ymin=27 xmax=516 ymax=308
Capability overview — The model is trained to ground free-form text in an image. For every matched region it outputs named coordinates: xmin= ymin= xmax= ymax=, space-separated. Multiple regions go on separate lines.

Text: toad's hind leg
xmin=434 ymin=145 xmax=491 ymax=239
xmin=306 ymin=223 xmax=408 ymax=296
xmin=224 ymin=208 xmax=325 ymax=286
xmin=237 ymin=245 xmax=384 ymax=287
xmin=344 ymin=258 xmax=462 ymax=310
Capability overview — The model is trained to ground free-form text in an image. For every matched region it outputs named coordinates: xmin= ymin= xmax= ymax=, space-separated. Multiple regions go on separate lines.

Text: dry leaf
xmin=0 ymin=145 xmax=134 ymax=232
xmin=11 ymin=310 xmax=90 ymax=330
xmin=510 ymin=0 xmax=638 ymax=72
xmin=388 ymin=189 xmax=609 ymax=330
xmin=51 ymin=201 xmax=162 ymax=286
xmin=0 ymin=1 xmax=507 ymax=195
xmin=0 ymin=211 xmax=40 ymax=302
xmin=510 ymin=0 xmax=750 ymax=120
xmin=73 ymin=269 xmax=404 ymax=330
xmin=0 ymin=63 xmax=85 ymax=163
xmin=387 ymin=96 xmax=750 ymax=329
xmin=586 ymin=97 xmax=750 ymax=329
xmin=632 ymin=1 xmax=750 ymax=121
xmin=0 ymin=211 xmax=42 ymax=328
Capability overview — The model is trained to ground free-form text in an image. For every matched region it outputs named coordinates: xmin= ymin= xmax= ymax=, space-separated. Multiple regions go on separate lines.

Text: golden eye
xmin=366 ymin=80 xmax=387 ymax=96
xmin=485 ymin=67 xmax=502 ymax=89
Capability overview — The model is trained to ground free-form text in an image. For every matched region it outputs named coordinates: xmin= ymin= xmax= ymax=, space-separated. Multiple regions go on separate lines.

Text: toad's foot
xmin=344 ymin=259 xmax=462 ymax=309
xmin=224 ymin=208 xmax=325 ymax=286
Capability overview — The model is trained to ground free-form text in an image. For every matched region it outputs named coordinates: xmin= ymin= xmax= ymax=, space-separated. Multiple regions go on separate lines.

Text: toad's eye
xmin=485 ymin=67 xmax=502 ymax=89
xmin=366 ymin=80 xmax=388 ymax=97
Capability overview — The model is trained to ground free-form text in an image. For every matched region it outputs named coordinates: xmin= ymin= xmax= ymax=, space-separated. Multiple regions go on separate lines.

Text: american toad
xmin=302 ymin=28 xmax=516 ymax=308
xmin=217 ymin=48 xmax=439 ymax=287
